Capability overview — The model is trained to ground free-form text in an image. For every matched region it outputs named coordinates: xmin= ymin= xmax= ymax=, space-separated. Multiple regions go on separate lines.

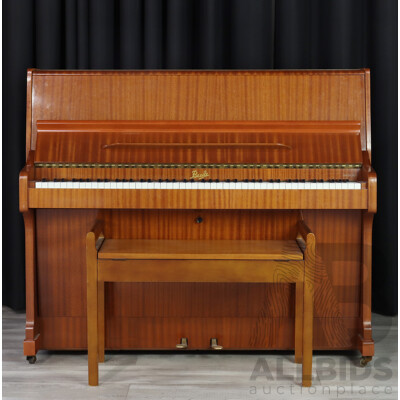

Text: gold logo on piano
xmin=191 ymin=169 xmax=210 ymax=180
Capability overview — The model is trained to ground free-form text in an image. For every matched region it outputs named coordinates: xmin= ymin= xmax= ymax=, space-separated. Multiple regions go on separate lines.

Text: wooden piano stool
xmin=86 ymin=219 xmax=316 ymax=387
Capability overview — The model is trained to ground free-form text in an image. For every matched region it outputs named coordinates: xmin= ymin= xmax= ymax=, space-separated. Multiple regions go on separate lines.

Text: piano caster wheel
xmin=27 ymin=356 xmax=37 ymax=364
xmin=210 ymin=338 xmax=223 ymax=350
xmin=176 ymin=338 xmax=188 ymax=349
xmin=360 ymin=356 xmax=372 ymax=367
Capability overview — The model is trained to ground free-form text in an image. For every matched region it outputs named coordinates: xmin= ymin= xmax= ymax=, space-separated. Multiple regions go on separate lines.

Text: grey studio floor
xmin=2 ymin=307 xmax=398 ymax=400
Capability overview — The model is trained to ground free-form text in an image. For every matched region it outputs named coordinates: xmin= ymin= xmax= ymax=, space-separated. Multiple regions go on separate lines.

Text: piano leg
xmin=358 ymin=212 xmax=375 ymax=359
xmin=23 ymin=210 xmax=41 ymax=360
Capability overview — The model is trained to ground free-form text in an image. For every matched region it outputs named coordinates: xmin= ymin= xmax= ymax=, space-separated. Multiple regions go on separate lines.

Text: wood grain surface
xmin=21 ymin=69 xmax=375 ymax=358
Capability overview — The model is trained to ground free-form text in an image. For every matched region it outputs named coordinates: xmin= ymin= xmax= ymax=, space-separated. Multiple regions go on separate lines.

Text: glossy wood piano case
xmin=20 ymin=70 xmax=376 ymax=359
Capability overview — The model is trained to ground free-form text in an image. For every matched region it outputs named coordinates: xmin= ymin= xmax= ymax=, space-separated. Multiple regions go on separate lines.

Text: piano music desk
xmin=86 ymin=219 xmax=316 ymax=387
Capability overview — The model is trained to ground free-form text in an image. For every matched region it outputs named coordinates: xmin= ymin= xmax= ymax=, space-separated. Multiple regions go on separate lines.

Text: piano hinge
xmin=34 ymin=162 xmax=362 ymax=169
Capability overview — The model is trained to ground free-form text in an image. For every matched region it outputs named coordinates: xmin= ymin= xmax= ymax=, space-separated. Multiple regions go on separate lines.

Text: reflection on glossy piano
xmin=20 ymin=70 xmax=376 ymax=366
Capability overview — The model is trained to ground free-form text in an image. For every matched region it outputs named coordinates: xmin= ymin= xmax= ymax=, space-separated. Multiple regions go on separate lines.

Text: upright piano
xmin=20 ymin=69 xmax=376 ymax=365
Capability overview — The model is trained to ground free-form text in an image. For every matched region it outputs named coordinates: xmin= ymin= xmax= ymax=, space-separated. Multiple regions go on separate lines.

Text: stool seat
xmin=98 ymin=239 xmax=304 ymax=260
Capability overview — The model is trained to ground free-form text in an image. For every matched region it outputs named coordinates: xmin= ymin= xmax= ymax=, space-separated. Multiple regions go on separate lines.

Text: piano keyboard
xmin=35 ymin=179 xmax=362 ymax=190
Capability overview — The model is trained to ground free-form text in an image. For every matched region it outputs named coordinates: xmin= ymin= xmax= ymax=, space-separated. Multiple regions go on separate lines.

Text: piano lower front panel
xmin=37 ymin=316 xmax=360 ymax=350
xmin=35 ymin=208 xmax=363 ymax=351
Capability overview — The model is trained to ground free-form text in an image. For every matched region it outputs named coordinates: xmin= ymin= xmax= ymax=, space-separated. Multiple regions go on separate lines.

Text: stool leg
xmin=302 ymin=277 xmax=313 ymax=387
xmin=87 ymin=243 xmax=99 ymax=386
xmin=295 ymin=280 xmax=303 ymax=364
xmin=98 ymin=281 xmax=105 ymax=363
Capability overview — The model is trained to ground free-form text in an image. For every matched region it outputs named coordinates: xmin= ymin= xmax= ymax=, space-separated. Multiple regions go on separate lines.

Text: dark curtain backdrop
xmin=3 ymin=0 xmax=397 ymax=315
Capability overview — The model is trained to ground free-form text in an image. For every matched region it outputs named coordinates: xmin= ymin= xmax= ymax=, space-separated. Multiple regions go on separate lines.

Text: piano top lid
xmin=26 ymin=69 xmax=371 ymax=160
xmin=34 ymin=120 xmax=363 ymax=166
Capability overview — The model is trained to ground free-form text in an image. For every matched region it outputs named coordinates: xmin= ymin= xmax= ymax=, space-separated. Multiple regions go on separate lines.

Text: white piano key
xmin=205 ymin=181 xmax=211 ymax=189
xmin=261 ymin=182 xmax=271 ymax=190
xmin=248 ymin=181 xmax=256 ymax=190
xmin=160 ymin=181 xmax=167 ymax=189
xmin=223 ymin=181 xmax=230 ymax=190
xmin=272 ymin=181 xmax=280 ymax=189
xmin=210 ymin=181 xmax=217 ymax=190
xmin=297 ymin=182 xmax=306 ymax=190
xmin=335 ymin=181 xmax=342 ymax=190
xmin=172 ymin=181 xmax=180 ymax=189
xmin=316 ymin=182 xmax=324 ymax=190
xmin=322 ymin=182 xmax=330 ymax=190
xmin=354 ymin=182 xmax=362 ymax=189
xmin=328 ymin=181 xmax=336 ymax=190
xmin=254 ymin=181 xmax=262 ymax=190
xmin=347 ymin=182 xmax=355 ymax=190
xmin=36 ymin=181 xmax=42 ymax=188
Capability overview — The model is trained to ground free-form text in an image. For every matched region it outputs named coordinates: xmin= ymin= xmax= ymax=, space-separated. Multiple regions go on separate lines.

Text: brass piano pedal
xmin=210 ymin=338 xmax=223 ymax=350
xmin=176 ymin=338 xmax=188 ymax=349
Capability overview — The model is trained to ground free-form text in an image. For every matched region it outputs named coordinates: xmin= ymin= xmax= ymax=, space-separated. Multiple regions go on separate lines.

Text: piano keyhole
xmin=195 ymin=217 xmax=203 ymax=224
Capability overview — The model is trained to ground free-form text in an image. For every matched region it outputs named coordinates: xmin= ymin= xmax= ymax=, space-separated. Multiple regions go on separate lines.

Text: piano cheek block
xmin=20 ymin=70 xmax=376 ymax=387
